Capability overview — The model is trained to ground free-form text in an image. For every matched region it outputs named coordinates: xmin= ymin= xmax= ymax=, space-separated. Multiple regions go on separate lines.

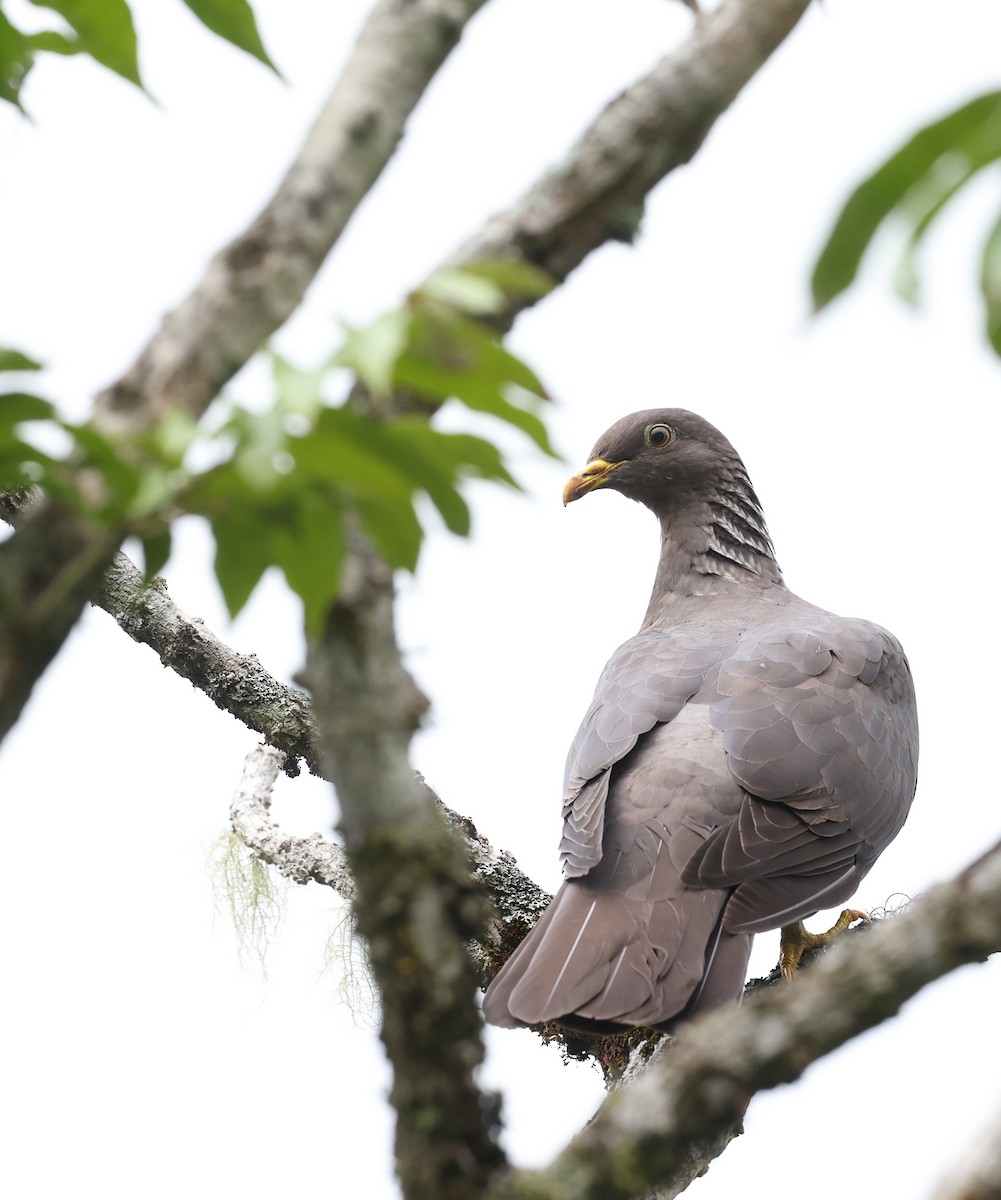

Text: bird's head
xmin=562 ymin=408 xmax=742 ymax=516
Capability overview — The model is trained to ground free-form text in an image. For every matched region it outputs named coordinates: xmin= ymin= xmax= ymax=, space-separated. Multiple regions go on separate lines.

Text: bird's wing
xmin=560 ymin=630 xmax=728 ymax=876
xmin=681 ymin=613 xmax=919 ymax=931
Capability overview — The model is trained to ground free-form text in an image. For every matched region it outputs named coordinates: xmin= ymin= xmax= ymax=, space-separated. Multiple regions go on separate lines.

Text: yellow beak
xmin=562 ymin=458 xmax=624 ymax=506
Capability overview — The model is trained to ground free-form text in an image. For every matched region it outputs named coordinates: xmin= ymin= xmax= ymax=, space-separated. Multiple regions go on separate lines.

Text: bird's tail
xmin=483 ymin=880 xmax=751 ymax=1031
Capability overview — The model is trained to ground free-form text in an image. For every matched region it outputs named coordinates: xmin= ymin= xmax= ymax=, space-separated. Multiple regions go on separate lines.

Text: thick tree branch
xmin=0 ymin=0 xmax=487 ymax=746
xmin=491 ymin=839 xmax=1001 ymax=1200
xmin=96 ymin=0 xmax=490 ymax=426
xmin=450 ymin=0 xmax=813 ymax=321
xmin=302 ymin=539 xmax=503 ymax=1200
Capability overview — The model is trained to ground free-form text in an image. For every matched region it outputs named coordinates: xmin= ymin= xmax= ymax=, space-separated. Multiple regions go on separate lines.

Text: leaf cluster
xmin=813 ymin=90 xmax=1001 ymax=355
xmin=0 ymin=0 xmax=276 ymax=112
xmin=0 ymin=263 xmax=556 ymax=631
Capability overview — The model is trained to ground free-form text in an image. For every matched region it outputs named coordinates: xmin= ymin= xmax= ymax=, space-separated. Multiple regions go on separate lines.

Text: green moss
xmin=207 ymin=830 xmax=286 ymax=972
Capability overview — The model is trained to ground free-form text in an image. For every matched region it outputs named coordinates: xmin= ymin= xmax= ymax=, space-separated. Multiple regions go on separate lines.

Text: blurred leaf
xmin=270 ymin=351 xmax=325 ymax=420
xmin=293 ymin=409 xmax=411 ymax=498
xmin=355 ymin=488 xmax=423 ymax=572
xmin=180 ymin=0 xmax=279 ymax=73
xmin=0 ymin=392 xmax=55 ymax=424
xmin=220 ymin=402 xmax=293 ymax=491
xmin=0 ymin=11 xmax=33 ymax=109
xmin=0 ymin=348 xmax=44 ymax=372
xmin=271 ymin=493 xmax=345 ymax=634
xmin=331 ymin=310 xmax=411 ymax=400
xmin=144 ymin=408 xmax=199 ymax=467
xmin=140 ymin=528 xmax=172 ymax=581
xmin=813 ymin=91 xmax=1001 ymax=310
xmin=397 ymin=308 xmax=555 ymax=454
xmin=26 ymin=29 xmax=81 ymax=55
xmin=422 ymin=270 xmax=509 ymax=316
xmin=29 ymin=0 xmax=143 ymax=89
xmin=0 ymin=439 xmax=53 ymax=487
xmin=210 ymin=505 xmax=275 ymax=618
xmin=62 ymin=420 xmax=144 ymax=514
xmin=458 ymin=258 xmax=554 ymax=300
xmin=126 ymin=465 xmax=174 ymax=518
xmin=980 ymin=209 xmax=1001 ymax=356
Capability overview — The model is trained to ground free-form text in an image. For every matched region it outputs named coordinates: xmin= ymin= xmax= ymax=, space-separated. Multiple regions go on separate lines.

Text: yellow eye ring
xmin=644 ymin=423 xmax=675 ymax=449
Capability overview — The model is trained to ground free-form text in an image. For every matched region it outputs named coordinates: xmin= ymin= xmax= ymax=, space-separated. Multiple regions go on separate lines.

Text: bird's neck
xmin=640 ymin=472 xmax=785 ymax=625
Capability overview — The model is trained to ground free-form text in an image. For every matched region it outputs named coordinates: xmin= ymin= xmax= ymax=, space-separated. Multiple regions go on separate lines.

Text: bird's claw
xmin=779 ymin=909 xmax=869 ymax=981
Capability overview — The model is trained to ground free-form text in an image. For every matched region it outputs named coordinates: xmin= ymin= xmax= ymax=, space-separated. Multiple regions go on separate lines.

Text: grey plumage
xmin=483 ymin=409 xmax=918 ymax=1032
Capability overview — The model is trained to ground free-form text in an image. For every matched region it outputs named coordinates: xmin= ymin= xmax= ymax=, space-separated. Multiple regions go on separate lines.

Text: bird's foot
xmin=779 ymin=909 xmax=868 ymax=981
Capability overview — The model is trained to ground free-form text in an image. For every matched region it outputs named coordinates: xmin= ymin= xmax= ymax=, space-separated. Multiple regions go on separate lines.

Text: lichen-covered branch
xmin=95 ymin=554 xmax=322 ymax=776
xmin=230 ymin=743 xmax=355 ymax=894
xmin=490 ymin=838 xmax=1001 ymax=1200
xmin=228 ymin=742 xmax=551 ymax=993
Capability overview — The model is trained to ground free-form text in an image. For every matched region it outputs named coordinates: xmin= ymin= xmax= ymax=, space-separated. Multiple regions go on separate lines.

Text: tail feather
xmin=483 ymin=877 xmax=741 ymax=1030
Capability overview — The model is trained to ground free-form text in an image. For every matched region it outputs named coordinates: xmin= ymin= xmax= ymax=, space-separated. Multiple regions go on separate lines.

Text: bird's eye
xmin=644 ymin=423 xmax=675 ymax=449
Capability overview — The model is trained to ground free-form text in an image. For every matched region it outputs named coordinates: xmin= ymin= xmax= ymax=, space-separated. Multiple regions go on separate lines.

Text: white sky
xmin=2 ymin=0 xmax=1000 ymax=1197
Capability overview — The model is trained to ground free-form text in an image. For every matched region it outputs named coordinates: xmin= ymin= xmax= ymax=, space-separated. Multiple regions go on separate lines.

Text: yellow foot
xmin=779 ymin=909 xmax=868 ymax=981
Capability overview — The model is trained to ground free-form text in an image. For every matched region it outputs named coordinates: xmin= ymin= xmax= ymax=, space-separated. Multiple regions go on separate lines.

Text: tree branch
xmin=449 ymin=0 xmax=813 ymax=322
xmin=302 ymin=539 xmax=504 ymax=1200
xmin=491 ymin=838 xmax=1001 ymax=1200
xmin=230 ymin=743 xmax=355 ymax=894
xmin=95 ymin=554 xmax=322 ymax=776
xmin=0 ymin=0 xmax=489 ymax=747
xmin=95 ymin=0 xmax=491 ymax=427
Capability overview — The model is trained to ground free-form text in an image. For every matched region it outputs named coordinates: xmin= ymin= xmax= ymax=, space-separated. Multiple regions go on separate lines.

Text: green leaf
xmin=28 ymin=0 xmax=143 ymax=89
xmin=0 ymin=439 xmax=53 ymax=487
xmin=331 ymin=310 xmax=412 ymax=400
xmin=421 ymin=270 xmax=509 ymax=316
xmin=420 ymin=261 xmax=554 ymax=315
xmin=0 ymin=392 xmax=55 ymax=425
xmin=355 ymin=489 xmax=423 ymax=572
xmin=293 ymin=409 xmax=412 ymax=498
xmin=26 ymin=30 xmax=82 ymax=55
xmin=210 ymin=505 xmax=275 ymax=618
xmin=0 ymin=11 xmax=33 ymax=110
xmin=0 ymin=348 xmax=44 ymax=373
xmin=179 ymin=0 xmax=279 ymax=73
xmin=140 ymin=528 xmax=172 ymax=581
xmin=396 ymin=307 xmax=556 ymax=455
xmin=980 ymin=209 xmax=1001 ymax=356
xmin=271 ymin=494 xmax=345 ymax=634
xmin=62 ymin=420 xmax=145 ymax=513
xmin=457 ymin=259 xmax=554 ymax=300
xmin=270 ymin=351 xmax=325 ymax=420
xmin=813 ymin=91 xmax=1001 ymax=310
xmin=365 ymin=421 xmax=472 ymax=536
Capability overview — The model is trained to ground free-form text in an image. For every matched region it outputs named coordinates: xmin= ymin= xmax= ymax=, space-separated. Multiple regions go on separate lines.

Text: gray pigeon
xmin=483 ymin=409 xmax=918 ymax=1032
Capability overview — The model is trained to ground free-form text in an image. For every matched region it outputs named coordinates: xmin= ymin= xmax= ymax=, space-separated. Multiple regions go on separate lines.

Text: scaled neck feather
xmin=641 ymin=466 xmax=785 ymax=625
